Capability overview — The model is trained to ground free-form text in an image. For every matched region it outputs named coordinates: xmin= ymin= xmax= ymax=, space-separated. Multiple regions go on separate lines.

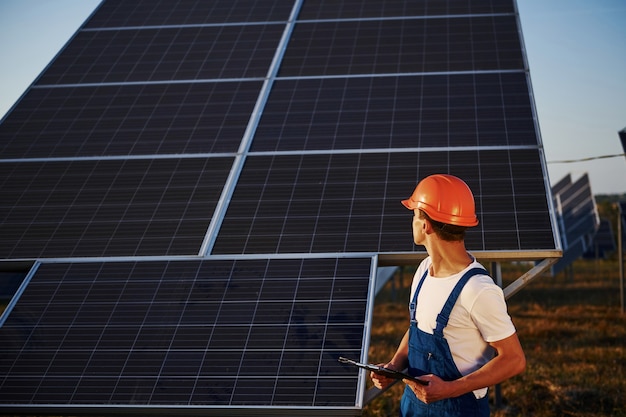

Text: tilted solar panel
xmin=553 ymin=173 xmax=598 ymax=246
xmin=584 ymin=219 xmax=615 ymax=259
xmin=252 ymin=73 xmax=537 ymax=152
xmin=550 ymin=173 xmax=598 ymax=274
xmin=212 ymin=149 xmax=555 ymax=256
xmin=0 ymin=157 xmax=234 ymax=259
xmin=298 ymin=0 xmax=515 ymax=19
xmin=0 ymin=82 xmax=263 ymax=158
xmin=0 ymin=258 xmax=373 ymax=415
xmin=37 ymin=24 xmax=284 ymax=84
xmin=280 ymin=16 xmax=523 ymax=76
xmin=85 ymin=0 xmax=294 ymax=27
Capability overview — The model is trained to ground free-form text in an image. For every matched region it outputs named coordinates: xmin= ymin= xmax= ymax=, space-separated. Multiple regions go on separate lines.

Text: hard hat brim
xmin=401 ymin=198 xmax=479 ymax=227
xmin=401 ymin=198 xmax=416 ymax=210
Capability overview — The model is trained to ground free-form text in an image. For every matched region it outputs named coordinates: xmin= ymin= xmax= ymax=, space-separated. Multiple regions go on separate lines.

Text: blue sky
xmin=1 ymin=0 xmax=625 ymax=194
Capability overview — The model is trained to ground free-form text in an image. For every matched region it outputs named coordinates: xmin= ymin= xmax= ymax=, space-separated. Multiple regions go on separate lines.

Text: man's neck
xmin=426 ymin=240 xmax=472 ymax=278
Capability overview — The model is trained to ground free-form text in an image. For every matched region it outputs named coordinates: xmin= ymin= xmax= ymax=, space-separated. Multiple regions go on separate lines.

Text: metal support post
xmin=618 ymin=203 xmax=624 ymax=314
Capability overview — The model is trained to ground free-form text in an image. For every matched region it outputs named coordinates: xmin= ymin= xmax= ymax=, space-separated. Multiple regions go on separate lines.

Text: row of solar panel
xmin=1 ymin=72 xmax=534 ymax=158
xmin=85 ymin=0 xmax=516 ymax=28
xmin=1 ymin=149 xmax=554 ymax=260
xmin=38 ymin=16 xmax=522 ymax=85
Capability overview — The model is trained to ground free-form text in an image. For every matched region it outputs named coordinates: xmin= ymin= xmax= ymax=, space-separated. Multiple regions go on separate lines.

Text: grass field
xmin=364 ymin=258 xmax=626 ymax=417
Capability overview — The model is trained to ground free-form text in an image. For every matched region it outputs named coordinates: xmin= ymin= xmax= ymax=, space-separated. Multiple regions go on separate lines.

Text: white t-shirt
xmin=409 ymin=257 xmax=516 ymax=397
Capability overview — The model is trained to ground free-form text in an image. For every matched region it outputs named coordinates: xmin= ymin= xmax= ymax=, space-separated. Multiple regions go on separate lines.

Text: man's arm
xmin=405 ymin=332 xmax=526 ymax=403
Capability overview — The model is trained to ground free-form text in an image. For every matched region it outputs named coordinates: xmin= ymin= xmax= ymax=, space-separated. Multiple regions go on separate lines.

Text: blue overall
xmin=400 ymin=268 xmax=490 ymax=417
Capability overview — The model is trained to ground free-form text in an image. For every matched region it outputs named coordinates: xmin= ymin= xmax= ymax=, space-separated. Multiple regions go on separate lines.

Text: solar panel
xmin=279 ymin=16 xmax=524 ymax=76
xmin=583 ymin=219 xmax=616 ymax=259
xmin=212 ymin=149 xmax=555 ymax=256
xmin=0 ymin=157 xmax=234 ymax=259
xmin=551 ymin=173 xmax=598 ymax=274
xmin=0 ymin=257 xmax=373 ymax=414
xmin=297 ymin=0 xmax=515 ymax=19
xmin=0 ymin=0 xmax=561 ymax=414
xmin=85 ymin=0 xmax=294 ymax=27
xmin=251 ymin=73 xmax=537 ymax=152
xmin=0 ymin=82 xmax=263 ymax=158
xmin=37 ymin=25 xmax=284 ymax=84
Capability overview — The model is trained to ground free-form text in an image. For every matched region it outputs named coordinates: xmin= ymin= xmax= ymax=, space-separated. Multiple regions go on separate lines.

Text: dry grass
xmin=364 ymin=259 xmax=626 ymax=417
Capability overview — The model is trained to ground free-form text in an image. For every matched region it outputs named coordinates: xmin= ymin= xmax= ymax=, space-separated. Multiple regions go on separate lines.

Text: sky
xmin=1 ymin=0 xmax=625 ymax=195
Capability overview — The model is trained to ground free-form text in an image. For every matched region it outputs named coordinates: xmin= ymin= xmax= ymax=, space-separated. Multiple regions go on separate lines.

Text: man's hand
xmin=369 ymin=363 xmax=400 ymax=390
xmin=404 ymin=374 xmax=451 ymax=404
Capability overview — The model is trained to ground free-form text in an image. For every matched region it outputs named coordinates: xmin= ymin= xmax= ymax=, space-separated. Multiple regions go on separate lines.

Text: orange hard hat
xmin=401 ymin=174 xmax=479 ymax=227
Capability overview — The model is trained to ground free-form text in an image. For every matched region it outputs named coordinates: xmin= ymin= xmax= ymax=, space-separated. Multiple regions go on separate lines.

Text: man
xmin=371 ymin=174 xmax=526 ymax=416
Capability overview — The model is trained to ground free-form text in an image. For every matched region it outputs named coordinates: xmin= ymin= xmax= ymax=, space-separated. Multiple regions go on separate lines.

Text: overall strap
xmin=434 ymin=267 xmax=488 ymax=337
xmin=409 ymin=270 xmax=429 ymax=323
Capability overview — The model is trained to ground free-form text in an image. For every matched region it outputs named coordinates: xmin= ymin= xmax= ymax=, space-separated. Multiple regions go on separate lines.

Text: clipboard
xmin=338 ymin=356 xmax=428 ymax=385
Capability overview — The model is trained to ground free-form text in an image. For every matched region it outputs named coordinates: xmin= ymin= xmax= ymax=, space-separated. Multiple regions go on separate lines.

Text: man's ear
xmin=423 ymin=219 xmax=435 ymax=235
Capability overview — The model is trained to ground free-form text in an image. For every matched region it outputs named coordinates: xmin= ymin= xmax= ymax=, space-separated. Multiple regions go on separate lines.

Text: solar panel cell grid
xmin=252 ymin=72 xmax=536 ymax=152
xmin=38 ymin=25 xmax=284 ymax=85
xmin=0 ymin=258 xmax=372 ymax=408
xmin=85 ymin=0 xmax=294 ymax=27
xmin=0 ymin=158 xmax=233 ymax=259
xmin=0 ymin=82 xmax=263 ymax=158
xmin=214 ymin=149 xmax=556 ymax=255
xmin=279 ymin=16 xmax=523 ymax=77
xmin=298 ymin=0 xmax=515 ymax=20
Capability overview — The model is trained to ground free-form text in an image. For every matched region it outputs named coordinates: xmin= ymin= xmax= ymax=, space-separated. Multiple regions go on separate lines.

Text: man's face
xmin=411 ymin=209 xmax=427 ymax=246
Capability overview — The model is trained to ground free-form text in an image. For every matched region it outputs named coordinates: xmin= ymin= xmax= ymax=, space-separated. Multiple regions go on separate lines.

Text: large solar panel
xmin=251 ymin=73 xmax=537 ymax=152
xmin=37 ymin=25 xmax=284 ymax=84
xmin=212 ymin=149 xmax=554 ymax=256
xmin=297 ymin=0 xmax=515 ymax=19
xmin=0 ymin=258 xmax=373 ymax=414
xmin=279 ymin=16 xmax=524 ymax=76
xmin=0 ymin=82 xmax=263 ymax=158
xmin=84 ymin=0 xmax=294 ymax=26
xmin=1 ymin=157 xmax=234 ymax=259
xmin=0 ymin=0 xmax=560 ymax=414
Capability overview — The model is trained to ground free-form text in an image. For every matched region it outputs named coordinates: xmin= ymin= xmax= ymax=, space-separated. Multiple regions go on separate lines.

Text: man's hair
xmin=418 ymin=209 xmax=467 ymax=241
